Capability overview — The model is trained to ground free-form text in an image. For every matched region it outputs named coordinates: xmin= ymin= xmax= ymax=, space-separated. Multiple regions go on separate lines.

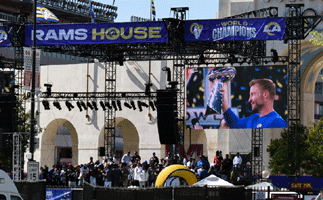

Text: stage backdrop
xmin=186 ymin=65 xmax=288 ymax=129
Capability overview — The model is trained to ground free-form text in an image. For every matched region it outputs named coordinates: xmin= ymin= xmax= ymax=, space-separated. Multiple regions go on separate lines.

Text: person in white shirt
xmin=233 ymin=152 xmax=242 ymax=172
xmin=138 ymin=164 xmax=149 ymax=188
xmin=121 ymin=151 xmax=132 ymax=165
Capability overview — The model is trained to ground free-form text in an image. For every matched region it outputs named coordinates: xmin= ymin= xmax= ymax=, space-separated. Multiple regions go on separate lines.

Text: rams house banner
xmin=25 ymin=21 xmax=168 ymax=46
xmin=185 ymin=18 xmax=285 ymax=42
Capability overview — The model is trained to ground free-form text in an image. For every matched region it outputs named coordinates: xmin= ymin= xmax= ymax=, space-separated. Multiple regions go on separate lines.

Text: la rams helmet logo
xmin=0 ymin=30 xmax=8 ymax=41
xmin=263 ymin=22 xmax=281 ymax=36
xmin=190 ymin=23 xmax=203 ymax=39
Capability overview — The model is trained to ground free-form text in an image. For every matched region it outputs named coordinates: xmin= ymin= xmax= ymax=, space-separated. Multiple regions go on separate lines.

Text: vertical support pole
xmin=29 ymin=0 xmax=37 ymax=160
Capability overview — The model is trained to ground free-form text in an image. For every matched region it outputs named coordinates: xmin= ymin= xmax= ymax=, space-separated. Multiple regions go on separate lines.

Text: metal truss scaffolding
xmin=285 ymin=4 xmax=303 ymax=175
xmin=3 ymin=4 xmax=323 ymax=175
xmin=12 ymin=133 xmax=21 ymax=181
xmin=251 ymin=129 xmax=263 ymax=177
xmin=104 ymin=61 xmax=116 ymax=157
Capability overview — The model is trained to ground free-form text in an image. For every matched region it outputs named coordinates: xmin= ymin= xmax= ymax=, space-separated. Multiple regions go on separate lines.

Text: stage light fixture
xmin=80 ymin=101 xmax=87 ymax=110
xmin=111 ymin=101 xmax=118 ymax=110
xmin=149 ymin=101 xmax=156 ymax=111
xmin=198 ymin=54 xmax=206 ymax=64
xmin=65 ymin=101 xmax=74 ymax=111
xmin=44 ymin=83 xmax=52 ymax=97
xmin=145 ymin=83 xmax=153 ymax=96
xmin=137 ymin=101 xmax=143 ymax=112
xmin=271 ymin=49 xmax=278 ymax=63
xmin=99 ymin=101 xmax=106 ymax=111
xmin=105 ymin=102 xmax=113 ymax=109
xmin=92 ymin=101 xmax=98 ymax=110
xmin=53 ymin=101 xmax=62 ymax=110
xmin=42 ymin=100 xmax=50 ymax=110
xmin=117 ymin=100 xmax=122 ymax=111
xmin=130 ymin=100 xmax=136 ymax=110
xmin=141 ymin=101 xmax=149 ymax=108
xmin=228 ymin=54 xmax=237 ymax=64
xmin=118 ymin=55 xmax=124 ymax=66
xmin=87 ymin=102 xmax=94 ymax=110
xmin=124 ymin=101 xmax=132 ymax=109
xmin=76 ymin=101 xmax=83 ymax=112
xmin=137 ymin=101 xmax=149 ymax=112
xmin=161 ymin=66 xmax=171 ymax=82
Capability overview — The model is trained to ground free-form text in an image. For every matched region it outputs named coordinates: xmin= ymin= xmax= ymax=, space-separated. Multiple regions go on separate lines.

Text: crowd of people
xmin=39 ymin=151 xmax=244 ymax=188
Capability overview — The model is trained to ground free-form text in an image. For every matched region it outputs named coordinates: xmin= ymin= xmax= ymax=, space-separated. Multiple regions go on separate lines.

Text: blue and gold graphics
xmin=185 ymin=18 xmax=285 ymax=42
xmin=0 ymin=27 xmax=11 ymax=47
xmin=25 ymin=21 xmax=168 ymax=46
xmin=36 ymin=4 xmax=59 ymax=23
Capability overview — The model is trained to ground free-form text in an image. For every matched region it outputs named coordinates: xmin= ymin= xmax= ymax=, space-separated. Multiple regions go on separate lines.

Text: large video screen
xmin=186 ymin=65 xmax=287 ymax=129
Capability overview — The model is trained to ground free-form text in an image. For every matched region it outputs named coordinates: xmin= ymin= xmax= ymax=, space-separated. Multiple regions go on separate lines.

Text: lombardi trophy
xmin=205 ymin=66 xmax=236 ymax=115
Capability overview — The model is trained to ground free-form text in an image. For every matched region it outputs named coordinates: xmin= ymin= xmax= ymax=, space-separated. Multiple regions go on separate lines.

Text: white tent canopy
xmin=193 ymin=175 xmax=235 ymax=187
xmin=245 ymin=181 xmax=279 ymax=190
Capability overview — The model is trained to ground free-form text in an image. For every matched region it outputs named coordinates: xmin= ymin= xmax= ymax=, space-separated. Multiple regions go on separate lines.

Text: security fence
xmin=14 ymin=181 xmax=322 ymax=200
xmin=83 ymin=182 xmax=251 ymax=200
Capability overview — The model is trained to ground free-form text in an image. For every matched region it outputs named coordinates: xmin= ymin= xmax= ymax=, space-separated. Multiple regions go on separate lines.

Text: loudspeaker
xmin=0 ymin=94 xmax=16 ymax=132
xmin=156 ymin=89 xmax=179 ymax=144
xmin=98 ymin=147 xmax=105 ymax=157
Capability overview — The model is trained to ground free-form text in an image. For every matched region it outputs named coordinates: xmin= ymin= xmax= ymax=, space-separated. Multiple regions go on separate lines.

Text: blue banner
xmin=25 ymin=21 xmax=168 ymax=46
xmin=0 ymin=27 xmax=12 ymax=47
xmin=185 ymin=18 xmax=285 ymax=42
xmin=46 ymin=188 xmax=71 ymax=200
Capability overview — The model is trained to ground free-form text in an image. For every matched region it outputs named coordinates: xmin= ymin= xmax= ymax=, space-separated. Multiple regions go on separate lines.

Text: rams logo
xmin=263 ymin=22 xmax=281 ymax=36
xmin=0 ymin=30 xmax=8 ymax=41
xmin=190 ymin=23 xmax=203 ymax=39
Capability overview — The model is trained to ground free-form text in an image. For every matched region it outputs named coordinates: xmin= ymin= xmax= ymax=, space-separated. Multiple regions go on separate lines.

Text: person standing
xmin=233 ymin=153 xmax=242 ymax=173
xmin=120 ymin=162 xmax=130 ymax=187
xmin=121 ymin=151 xmax=132 ymax=165
xmin=149 ymin=152 xmax=159 ymax=166
xmin=220 ymin=154 xmax=233 ymax=181
xmin=131 ymin=151 xmax=141 ymax=164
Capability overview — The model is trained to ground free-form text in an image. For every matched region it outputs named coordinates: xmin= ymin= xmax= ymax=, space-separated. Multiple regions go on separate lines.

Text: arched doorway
xmin=98 ymin=117 xmax=139 ymax=162
xmin=279 ymin=40 xmax=323 ymax=126
xmin=40 ymin=119 xmax=78 ymax=168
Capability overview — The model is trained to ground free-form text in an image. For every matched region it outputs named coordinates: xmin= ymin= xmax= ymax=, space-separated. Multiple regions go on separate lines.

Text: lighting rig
xmin=40 ymin=91 xmax=157 ymax=113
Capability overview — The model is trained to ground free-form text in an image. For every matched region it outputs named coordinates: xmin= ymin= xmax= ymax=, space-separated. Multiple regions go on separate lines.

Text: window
xmin=315 ymin=83 xmax=323 ymax=95
xmin=319 ymin=104 xmax=323 ymax=115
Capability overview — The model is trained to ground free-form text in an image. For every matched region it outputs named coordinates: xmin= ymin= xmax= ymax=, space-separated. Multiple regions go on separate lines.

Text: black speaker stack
xmin=156 ymin=89 xmax=179 ymax=144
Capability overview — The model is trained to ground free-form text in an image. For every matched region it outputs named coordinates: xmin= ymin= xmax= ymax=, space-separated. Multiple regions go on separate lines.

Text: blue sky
xmin=100 ymin=0 xmax=219 ymax=22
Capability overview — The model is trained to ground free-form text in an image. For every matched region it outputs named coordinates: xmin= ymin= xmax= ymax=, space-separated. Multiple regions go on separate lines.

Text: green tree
xmin=267 ymin=124 xmax=309 ymax=175
xmin=309 ymin=31 xmax=323 ymax=46
xmin=304 ymin=118 xmax=323 ymax=176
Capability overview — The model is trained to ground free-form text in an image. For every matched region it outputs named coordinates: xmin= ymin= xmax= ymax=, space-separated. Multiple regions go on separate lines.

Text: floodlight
xmin=65 ymin=101 xmax=74 ymax=111
xmin=124 ymin=101 xmax=132 ymax=109
xmin=111 ymin=101 xmax=118 ymax=110
xmin=53 ymin=101 xmax=62 ymax=110
xmin=92 ymin=101 xmax=98 ymax=110
xmin=149 ymin=101 xmax=156 ymax=111
xmin=130 ymin=100 xmax=136 ymax=110
xmin=271 ymin=49 xmax=278 ymax=63
xmin=117 ymin=100 xmax=122 ymax=111
xmin=42 ymin=100 xmax=50 ymax=110
xmin=76 ymin=101 xmax=83 ymax=112
xmin=99 ymin=101 xmax=106 ymax=111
